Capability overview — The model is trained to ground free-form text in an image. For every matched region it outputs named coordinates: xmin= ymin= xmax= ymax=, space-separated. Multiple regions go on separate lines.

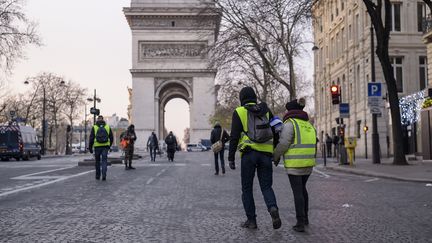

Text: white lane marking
xmin=313 ymin=167 xmax=331 ymax=178
xmin=12 ymin=166 xmax=75 ymax=179
xmin=12 ymin=176 xmax=64 ymax=180
xmin=0 ymin=170 xmax=94 ymax=198
xmin=145 ymin=163 xmax=186 ymax=167
xmin=426 ymin=184 xmax=432 ymax=187
xmin=146 ymin=177 xmax=154 ymax=185
xmin=365 ymin=178 xmax=379 ymax=183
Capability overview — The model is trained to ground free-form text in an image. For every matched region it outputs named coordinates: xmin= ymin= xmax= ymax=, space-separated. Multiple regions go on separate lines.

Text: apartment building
xmin=312 ymin=0 xmax=428 ymax=157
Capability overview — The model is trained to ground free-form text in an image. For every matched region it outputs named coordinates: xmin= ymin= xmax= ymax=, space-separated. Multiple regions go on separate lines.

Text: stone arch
xmin=155 ymin=78 xmax=193 ymax=139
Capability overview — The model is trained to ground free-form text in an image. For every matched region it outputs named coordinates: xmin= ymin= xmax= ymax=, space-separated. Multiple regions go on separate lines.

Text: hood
xmin=244 ymin=102 xmax=269 ymax=116
xmin=213 ymin=124 xmax=221 ymax=129
xmin=239 ymin=87 xmax=257 ymax=106
xmin=283 ymin=110 xmax=309 ymax=122
xmin=96 ymin=120 xmax=106 ymax=126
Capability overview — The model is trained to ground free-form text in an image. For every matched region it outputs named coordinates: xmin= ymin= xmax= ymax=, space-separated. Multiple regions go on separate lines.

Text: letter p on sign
xmin=368 ymin=83 xmax=382 ymax=97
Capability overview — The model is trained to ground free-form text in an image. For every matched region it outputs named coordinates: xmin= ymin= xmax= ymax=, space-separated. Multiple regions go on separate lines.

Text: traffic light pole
xmin=371 ymin=25 xmax=381 ymax=164
xmin=93 ymin=89 xmax=97 ymax=124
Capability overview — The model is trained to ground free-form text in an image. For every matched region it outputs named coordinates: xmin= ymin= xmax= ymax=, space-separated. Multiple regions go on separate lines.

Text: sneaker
xmin=214 ymin=172 xmax=219 ymax=175
xmin=222 ymin=169 xmax=225 ymax=174
xmin=269 ymin=207 xmax=282 ymax=229
xmin=95 ymin=177 xmax=100 ymax=180
xmin=292 ymin=224 xmax=305 ymax=232
xmin=129 ymin=166 xmax=136 ymax=170
xmin=240 ymin=219 xmax=257 ymax=229
xmin=102 ymin=177 xmax=106 ymax=181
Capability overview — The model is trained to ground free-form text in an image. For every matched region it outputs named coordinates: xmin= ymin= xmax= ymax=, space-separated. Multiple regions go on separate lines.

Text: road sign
xmin=368 ymin=83 xmax=382 ymax=97
xmin=339 ymin=103 xmax=350 ymax=118
xmin=370 ymin=106 xmax=382 ymax=114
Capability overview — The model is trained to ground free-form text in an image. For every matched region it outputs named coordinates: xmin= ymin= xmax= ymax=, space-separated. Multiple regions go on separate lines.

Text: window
xmin=341 ymin=27 xmax=345 ymax=51
xmin=390 ymin=57 xmax=404 ymax=92
xmin=171 ymin=21 xmax=176 ymax=27
xmin=420 ymin=56 xmax=428 ymax=90
xmin=357 ymin=120 xmax=362 ymax=138
xmin=418 ymin=3 xmax=427 ymax=32
xmin=356 ymin=14 xmax=361 ymax=42
xmin=348 ymin=24 xmax=352 ymax=40
xmin=389 ymin=3 xmax=401 ymax=32
xmin=341 ymin=1 xmax=344 ymax=11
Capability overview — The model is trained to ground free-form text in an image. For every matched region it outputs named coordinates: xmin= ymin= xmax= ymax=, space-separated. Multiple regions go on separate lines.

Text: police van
xmin=0 ymin=124 xmax=41 ymax=161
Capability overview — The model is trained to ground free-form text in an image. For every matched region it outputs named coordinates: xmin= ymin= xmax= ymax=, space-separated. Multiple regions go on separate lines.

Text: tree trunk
xmin=376 ymin=44 xmax=408 ymax=165
xmin=288 ymin=54 xmax=296 ymax=100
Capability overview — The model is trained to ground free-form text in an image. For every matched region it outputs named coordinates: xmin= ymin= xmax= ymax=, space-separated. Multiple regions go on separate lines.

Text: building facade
xmin=312 ymin=0 xmax=428 ymax=157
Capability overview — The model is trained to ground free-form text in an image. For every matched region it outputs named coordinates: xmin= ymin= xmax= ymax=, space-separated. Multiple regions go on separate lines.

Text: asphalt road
xmin=0 ymin=152 xmax=431 ymax=242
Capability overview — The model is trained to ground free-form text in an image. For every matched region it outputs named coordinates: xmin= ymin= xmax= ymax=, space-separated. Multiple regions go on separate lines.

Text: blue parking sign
xmin=368 ymin=83 xmax=382 ymax=97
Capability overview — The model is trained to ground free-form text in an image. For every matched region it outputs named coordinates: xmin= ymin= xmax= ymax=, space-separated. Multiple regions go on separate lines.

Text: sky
xmin=7 ymin=0 xmax=190 ymax=140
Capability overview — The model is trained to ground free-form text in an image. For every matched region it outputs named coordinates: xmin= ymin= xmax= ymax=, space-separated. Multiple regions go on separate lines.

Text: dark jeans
xmin=167 ymin=148 xmax=175 ymax=161
xmin=214 ymin=149 xmax=225 ymax=173
xmin=288 ymin=174 xmax=310 ymax=224
xmin=149 ymin=147 xmax=157 ymax=161
xmin=241 ymin=150 xmax=278 ymax=220
xmin=326 ymin=143 xmax=332 ymax=157
xmin=95 ymin=147 xmax=109 ymax=178
xmin=125 ymin=146 xmax=134 ymax=167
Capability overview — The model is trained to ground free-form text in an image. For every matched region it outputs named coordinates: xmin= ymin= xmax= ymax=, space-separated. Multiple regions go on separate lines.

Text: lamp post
xmin=87 ymin=89 xmax=101 ymax=125
xmin=370 ymin=23 xmax=381 ymax=164
xmin=364 ymin=124 xmax=369 ymax=159
xmin=24 ymin=79 xmax=65 ymax=155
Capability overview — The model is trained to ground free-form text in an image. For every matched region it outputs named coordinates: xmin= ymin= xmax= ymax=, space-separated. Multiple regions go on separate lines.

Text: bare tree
xmin=63 ymin=81 xmax=86 ymax=154
xmin=362 ymin=0 xmax=407 ymax=165
xmin=0 ymin=0 xmax=41 ymax=74
xmin=211 ymin=0 xmax=311 ymax=100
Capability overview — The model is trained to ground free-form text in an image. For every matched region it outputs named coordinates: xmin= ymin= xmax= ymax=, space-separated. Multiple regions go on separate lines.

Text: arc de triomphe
xmin=124 ymin=0 xmax=221 ymax=150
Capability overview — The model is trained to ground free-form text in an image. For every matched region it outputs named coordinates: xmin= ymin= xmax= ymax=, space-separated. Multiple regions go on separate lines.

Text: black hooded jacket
xmin=228 ymin=102 xmax=274 ymax=162
xmin=89 ymin=120 xmax=114 ymax=149
xmin=210 ymin=124 xmax=230 ymax=146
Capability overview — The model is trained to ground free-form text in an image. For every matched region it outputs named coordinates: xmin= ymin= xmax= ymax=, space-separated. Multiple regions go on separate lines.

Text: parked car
xmin=0 ymin=124 xmax=41 ymax=161
xmin=200 ymin=139 xmax=212 ymax=151
xmin=186 ymin=143 xmax=206 ymax=152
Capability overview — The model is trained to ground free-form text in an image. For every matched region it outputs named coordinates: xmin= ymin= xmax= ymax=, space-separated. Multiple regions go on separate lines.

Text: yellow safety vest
xmin=284 ymin=118 xmax=317 ymax=168
xmin=93 ymin=125 xmax=111 ymax=148
xmin=235 ymin=106 xmax=274 ymax=155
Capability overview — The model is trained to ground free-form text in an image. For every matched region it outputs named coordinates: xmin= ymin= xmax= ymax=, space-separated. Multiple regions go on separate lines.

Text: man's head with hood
xmin=96 ymin=115 xmax=105 ymax=126
xmin=239 ymin=86 xmax=257 ymax=106
xmin=214 ymin=121 xmax=221 ymax=128
xmin=128 ymin=124 xmax=135 ymax=132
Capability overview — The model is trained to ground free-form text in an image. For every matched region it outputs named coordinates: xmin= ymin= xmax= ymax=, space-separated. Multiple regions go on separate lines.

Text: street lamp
xmin=87 ymin=89 xmax=101 ymax=124
xmin=24 ymin=79 xmax=65 ymax=155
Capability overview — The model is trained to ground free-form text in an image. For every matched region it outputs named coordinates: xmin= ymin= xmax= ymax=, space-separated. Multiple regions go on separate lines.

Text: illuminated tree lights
xmin=399 ymin=91 xmax=425 ymax=126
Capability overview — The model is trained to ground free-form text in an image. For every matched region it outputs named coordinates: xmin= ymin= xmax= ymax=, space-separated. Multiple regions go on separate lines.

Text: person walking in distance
xmin=273 ymin=98 xmax=317 ymax=232
xmin=210 ymin=121 xmax=230 ymax=175
xmin=325 ymin=133 xmax=332 ymax=158
xmin=165 ymin=131 xmax=178 ymax=162
xmin=147 ymin=132 xmax=158 ymax=162
xmin=89 ymin=115 xmax=113 ymax=181
xmin=121 ymin=124 xmax=137 ymax=170
xmin=228 ymin=86 xmax=282 ymax=230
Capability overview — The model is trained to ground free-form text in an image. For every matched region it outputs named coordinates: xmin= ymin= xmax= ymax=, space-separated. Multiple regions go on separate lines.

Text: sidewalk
xmin=317 ymin=157 xmax=432 ymax=183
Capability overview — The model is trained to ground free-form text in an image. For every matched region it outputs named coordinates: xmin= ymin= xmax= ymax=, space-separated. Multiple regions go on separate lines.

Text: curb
xmin=324 ymin=165 xmax=432 ymax=183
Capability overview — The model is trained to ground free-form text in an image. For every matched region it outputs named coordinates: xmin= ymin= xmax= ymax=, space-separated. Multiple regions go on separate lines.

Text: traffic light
xmin=331 ymin=85 xmax=340 ymax=104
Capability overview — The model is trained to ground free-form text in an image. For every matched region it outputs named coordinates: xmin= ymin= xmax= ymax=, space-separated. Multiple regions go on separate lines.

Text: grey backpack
xmin=246 ymin=110 xmax=273 ymax=143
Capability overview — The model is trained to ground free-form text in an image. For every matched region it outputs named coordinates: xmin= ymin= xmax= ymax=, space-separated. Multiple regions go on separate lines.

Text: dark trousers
xmin=150 ymin=147 xmax=157 ymax=161
xmin=326 ymin=143 xmax=332 ymax=157
xmin=167 ymin=148 xmax=175 ymax=161
xmin=288 ymin=174 xmax=310 ymax=224
xmin=241 ymin=150 xmax=278 ymax=220
xmin=125 ymin=147 xmax=134 ymax=167
xmin=214 ymin=149 xmax=225 ymax=173
xmin=94 ymin=147 xmax=109 ymax=178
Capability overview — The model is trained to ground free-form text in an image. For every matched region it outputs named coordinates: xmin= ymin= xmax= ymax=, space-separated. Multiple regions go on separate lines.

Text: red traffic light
xmin=330 ymin=85 xmax=340 ymax=104
xmin=331 ymin=85 xmax=339 ymax=94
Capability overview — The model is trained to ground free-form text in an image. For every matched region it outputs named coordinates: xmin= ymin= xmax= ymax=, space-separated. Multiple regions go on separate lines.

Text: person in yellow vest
xmin=89 ymin=115 xmax=113 ymax=181
xmin=228 ymin=86 xmax=281 ymax=230
xmin=273 ymin=98 xmax=316 ymax=232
